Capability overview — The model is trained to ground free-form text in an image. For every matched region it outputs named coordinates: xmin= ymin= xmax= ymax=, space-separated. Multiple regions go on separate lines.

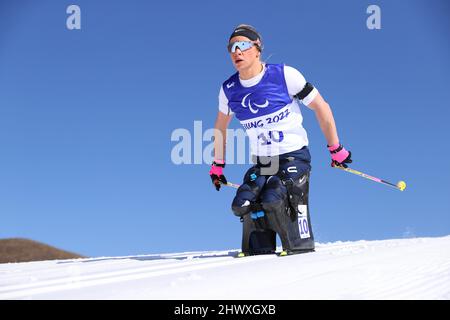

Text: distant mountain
xmin=0 ymin=238 xmax=85 ymax=263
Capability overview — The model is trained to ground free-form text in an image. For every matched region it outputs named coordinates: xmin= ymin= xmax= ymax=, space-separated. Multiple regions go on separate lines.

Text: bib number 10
xmin=298 ymin=205 xmax=311 ymax=239
xmin=258 ymin=131 xmax=284 ymax=145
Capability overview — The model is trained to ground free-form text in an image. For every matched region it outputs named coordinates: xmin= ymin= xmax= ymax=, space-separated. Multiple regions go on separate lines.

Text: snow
xmin=1 ymin=236 xmax=449 ymax=300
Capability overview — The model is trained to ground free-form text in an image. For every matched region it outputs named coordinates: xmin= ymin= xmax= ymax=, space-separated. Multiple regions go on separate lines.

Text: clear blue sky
xmin=1 ymin=0 xmax=449 ymax=257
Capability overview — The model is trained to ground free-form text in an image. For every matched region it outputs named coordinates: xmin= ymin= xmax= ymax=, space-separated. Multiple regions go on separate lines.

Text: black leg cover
xmin=240 ymin=172 xmax=315 ymax=255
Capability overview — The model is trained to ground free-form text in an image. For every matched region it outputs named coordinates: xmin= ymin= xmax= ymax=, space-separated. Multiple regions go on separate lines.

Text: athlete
xmin=209 ymin=24 xmax=352 ymax=255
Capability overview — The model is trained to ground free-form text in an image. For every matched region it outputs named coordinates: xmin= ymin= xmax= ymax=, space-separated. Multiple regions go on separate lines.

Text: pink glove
xmin=328 ymin=143 xmax=352 ymax=168
xmin=209 ymin=160 xmax=227 ymax=191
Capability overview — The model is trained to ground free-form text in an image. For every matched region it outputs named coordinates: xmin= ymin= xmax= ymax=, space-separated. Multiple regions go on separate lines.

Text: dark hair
xmin=229 ymin=24 xmax=263 ymax=52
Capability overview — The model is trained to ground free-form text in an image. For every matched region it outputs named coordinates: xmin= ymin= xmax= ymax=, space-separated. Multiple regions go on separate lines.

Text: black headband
xmin=229 ymin=27 xmax=260 ymax=42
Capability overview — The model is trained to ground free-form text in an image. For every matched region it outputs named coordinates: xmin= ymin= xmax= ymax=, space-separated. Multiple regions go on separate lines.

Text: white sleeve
xmin=284 ymin=65 xmax=319 ymax=106
xmin=218 ymin=86 xmax=233 ymax=115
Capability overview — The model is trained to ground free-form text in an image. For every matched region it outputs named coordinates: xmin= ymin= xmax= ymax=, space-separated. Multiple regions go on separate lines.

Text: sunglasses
xmin=227 ymin=41 xmax=257 ymax=53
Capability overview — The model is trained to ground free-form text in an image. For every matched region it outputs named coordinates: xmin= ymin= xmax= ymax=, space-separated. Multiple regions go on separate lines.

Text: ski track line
xmin=0 ymin=255 xmax=274 ymax=299
xmin=0 ymin=256 xmax=186 ymax=287
xmin=0 ymin=251 xmax=240 ymax=285
xmin=0 ymin=255 xmax=238 ymax=292
xmin=0 ymin=251 xmax=238 ymax=283
xmin=0 ymin=259 xmax=179 ymax=289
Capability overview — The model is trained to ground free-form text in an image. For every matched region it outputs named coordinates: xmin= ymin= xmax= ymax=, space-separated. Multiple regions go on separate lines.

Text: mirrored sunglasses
xmin=227 ymin=41 xmax=256 ymax=53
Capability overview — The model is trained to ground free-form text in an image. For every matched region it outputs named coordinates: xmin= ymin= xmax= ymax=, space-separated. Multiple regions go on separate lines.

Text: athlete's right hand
xmin=209 ymin=160 xmax=227 ymax=191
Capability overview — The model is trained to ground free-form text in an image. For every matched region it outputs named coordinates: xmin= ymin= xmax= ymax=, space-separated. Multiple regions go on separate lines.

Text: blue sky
xmin=0 ymin=0 xmax=449 ymax=257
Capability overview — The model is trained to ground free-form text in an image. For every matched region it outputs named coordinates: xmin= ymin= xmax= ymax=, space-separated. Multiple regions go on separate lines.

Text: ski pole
xmin=334 ymin=165 xmax=406 ymax=191
xmin=220 ymin=181 xmax=241 ymax=189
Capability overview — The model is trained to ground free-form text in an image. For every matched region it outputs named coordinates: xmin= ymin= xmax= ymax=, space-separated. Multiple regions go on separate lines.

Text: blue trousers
xmin=232 ymin=147 xmax=311 ymax=217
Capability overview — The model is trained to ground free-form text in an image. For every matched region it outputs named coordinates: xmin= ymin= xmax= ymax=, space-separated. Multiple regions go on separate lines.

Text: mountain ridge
xmin=0 ymin=238 xmax=85 ymax=263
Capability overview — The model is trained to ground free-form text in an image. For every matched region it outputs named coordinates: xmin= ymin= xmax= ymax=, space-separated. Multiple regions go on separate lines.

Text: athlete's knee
xmin=260 ymin=175 xmax=287 ymax=207
xmin=231 ymin=167 xmax=266 ymax=217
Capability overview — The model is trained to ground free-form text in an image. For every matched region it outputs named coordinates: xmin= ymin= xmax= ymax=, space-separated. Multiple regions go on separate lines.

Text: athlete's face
xmin=229 ymin=36 xmax=260 ymax=71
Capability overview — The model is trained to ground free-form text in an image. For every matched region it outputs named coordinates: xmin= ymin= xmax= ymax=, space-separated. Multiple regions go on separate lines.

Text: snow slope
xmin=1 ymin=236 xmax=449 ymax=300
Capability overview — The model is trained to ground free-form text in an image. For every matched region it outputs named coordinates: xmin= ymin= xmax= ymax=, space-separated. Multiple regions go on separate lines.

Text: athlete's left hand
xmin=328 ymin=143 xmax=352 ymax=168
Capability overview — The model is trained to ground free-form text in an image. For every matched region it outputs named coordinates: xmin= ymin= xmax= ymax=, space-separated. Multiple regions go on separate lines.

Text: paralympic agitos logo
xmin=241 ymin=92 xmax=269 ymax=114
